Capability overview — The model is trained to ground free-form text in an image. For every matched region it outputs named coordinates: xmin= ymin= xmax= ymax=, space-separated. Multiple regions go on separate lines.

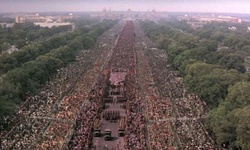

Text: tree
xmin=167 ymin=45 xmax=187 ymax=62
xmin=0 ymin=54 xmax=18 ymax=75
xmin=0 ymin=19 xmax=118 ymax=125
xmin=235 ymin=106 xmax=250 ymax=150
xmin=209 ymin=82 xmax=250 ymax=149
xmin=176 ymin=34 xmax=198 ymax=49
xmin=156 ymin=35 xmax=171 ymax=50
xmin=185 ymin=63 xmax=247 ymax=108
xmin=186 ymin=62 xmax=220 ymax=77
xmin=68 ymin=38 xmax=84 ymax=51
xmin=15 ymin=39 xmax=26 ymax=49
xmin=178 ymin=59 xmax=198 ymax=75
xmin=198 ymin=40 xmax=218 ymax=52
xmin=0 ymin=42 xmax=11 ymax=52
xmin=219 ymin=54 xmax=246 ymax=73
xmin=173 ymin=50 xmax=192 ymax=69
xmin=210 ymin=31 xmax=225 ymax=42
xmin=81 ymin=36 xmax=94 ymax=49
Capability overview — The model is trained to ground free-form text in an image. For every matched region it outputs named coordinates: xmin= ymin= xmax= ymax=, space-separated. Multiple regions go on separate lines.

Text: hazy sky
xmin=0 ymin=0 xmax=250 ymax=14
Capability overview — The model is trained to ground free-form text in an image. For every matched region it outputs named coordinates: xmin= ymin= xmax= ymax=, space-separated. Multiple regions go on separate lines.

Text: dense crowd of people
xmin=124 ymin=64 xmax=147 ymax=149
xmin=67 ymin=21 xmax=147 ymax=150
xmin=125 ymin=97 xmax=147 ymax=150
xmin=66 ymin=101 xmax=101 ymax=150
xmin=135 ymin=23 xmax=175 ymax=149
xmin=1 ymin=20 xmax=216 ymax=150
xmin=113 ymin=21 xmax=147 ymax=150
xmin=0 ymin=21 xmax=124 ymax=150
xmin=134 ymin=21 xmax=216 ymax=149
xmin=145 ymin=45 xmax=215 ymax=149
xmin=66 ymin=21 xmax=129 ymax=150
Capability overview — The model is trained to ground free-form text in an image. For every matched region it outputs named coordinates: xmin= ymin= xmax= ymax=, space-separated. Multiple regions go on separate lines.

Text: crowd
xmin=148 ymin=122 xmax=175 ymax=150
xmin=66 ymin=21 xmax=129 ymax=150
xmin=125 ymin=96 xmax=147 ymax=150
xmin=112 ymin=21 xmax=147 ymax=150
xmin=0 ymin=21 xmax=124 ymax=150
xmin=144 ymin=44 xmax=215 ymax=149
xmin=135 ymin=24 xmax=175 ymax=149
xmin=124 ymin=70 xmax=147 ymax=150
xmin=66 ymin=102 xmax=101 ymax=150
xmin=38 ymin=21 xmax=126 ymax=150
xmin=134 ymin=21 xmax=216 ymax=149
xmin=1 ymin=20 xmax=216 ymax=150
xmin=96 ymin=21 xmax=147 ymax=150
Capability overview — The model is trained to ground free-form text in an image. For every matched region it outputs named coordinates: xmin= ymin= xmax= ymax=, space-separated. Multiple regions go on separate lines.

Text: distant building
xmin=218 ymin=16 xmax=242 ymax=23
xmin=15 ymin=16 xmax=25 ymax=23
xmin=189 ymin=15 xmax=242 ymax=24
xmin=34 ymin=22 xmax=72 ymax=28
xmin=187 ymin=21 xmax=207 ymax=29
xmin=16 ymin=15 xmax=46 ymax=23
xmin=0 ymin=23 xmax=15 ymax=28
xmin=178 ymin=15 xmax=192 ymax=21
xmin=15 ymin=13 xmax=78 ymax=23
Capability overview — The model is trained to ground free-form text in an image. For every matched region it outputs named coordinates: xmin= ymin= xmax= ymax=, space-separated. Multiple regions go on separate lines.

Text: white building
xmin=34 ymin=22 xmax=72 ymax=28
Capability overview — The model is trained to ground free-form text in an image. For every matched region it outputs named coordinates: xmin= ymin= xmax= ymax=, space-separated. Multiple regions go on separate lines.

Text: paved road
xmin=93 ymin=102 xmax=126 ymax=150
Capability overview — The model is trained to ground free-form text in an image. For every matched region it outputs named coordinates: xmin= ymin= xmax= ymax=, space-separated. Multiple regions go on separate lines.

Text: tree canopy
xmin=0 ymin=19 xmax=118 ymax=125
xmin=140 ymin=19 xmax=250 ymax=149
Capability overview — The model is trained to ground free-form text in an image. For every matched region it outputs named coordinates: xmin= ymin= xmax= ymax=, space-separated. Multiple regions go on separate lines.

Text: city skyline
xmin=0 ymin=0 xmax=250 ymax=14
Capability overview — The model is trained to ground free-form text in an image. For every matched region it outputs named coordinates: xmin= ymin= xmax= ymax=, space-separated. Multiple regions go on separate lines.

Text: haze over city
xmin=0 ymin=0 xmax=250 ymax=14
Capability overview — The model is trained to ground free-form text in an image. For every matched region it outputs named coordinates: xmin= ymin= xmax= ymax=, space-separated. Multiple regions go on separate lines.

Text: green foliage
xmin=173 ymin=50 xmax=193 ymax=69
xmin=178 ymin=59 xmax=198 ymax=75
xmin=210 ymin=31 xmax=225 ymax=42
xmin=0 ymin=42 xmax=11 ymax=53
xmin=168 ymin=45 xmax=188 ymax=62
xmin=159 ymin=19 xmax=194 ymax=33
xmin=209 ymin=82 xmax=250 ymax=149
xmin=185 ymin=62 xmax=247 ymax=108
xmin=218 ymin=54 xmax=245 ymax=73
xmin=140 ymin=20 xmax=175 ymax=42
xmin=156 ymin=35 xmax=171 ymax=50
xmin=198 ymin=40 xmax=218 ymax=52
xmin=0 ymin=19 xmax=118 ymax=126
xmin=235 ymin=106 xmax=250 ymax=150
xmin=187 ymin=62 xmax=221 ymax=77
xmin=176 ymin=33 xmax=198 ymax=49
xmin=140 ymin=19 xmax=250 ymax=149
xmin=224 ymin=82 xmax=250 ymax=111
xmin=0 ymin=19 xmax=106 ymax=76
xmin=172 ymin=47 xmax=210 ymax=72
xmin=0 ymin=22 xmax=72 ymax=52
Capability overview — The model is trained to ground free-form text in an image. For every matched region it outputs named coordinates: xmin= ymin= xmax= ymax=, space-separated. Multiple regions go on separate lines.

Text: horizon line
xmin=1 ymin=10 xmax=250 ymax=15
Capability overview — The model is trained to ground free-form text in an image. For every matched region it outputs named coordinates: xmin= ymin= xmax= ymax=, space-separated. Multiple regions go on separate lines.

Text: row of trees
xmin=162 ymin=19 xmax=250 ymax=58
xmin=0 ymin=18 xmax=103 ymax=76
xmin=0 ymin=19 xmax=118 ymax=125
xmin=140 ymin=20 xmax=250 ymax=149
xmin=0 ymin=22 xmax=72 ymax=52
